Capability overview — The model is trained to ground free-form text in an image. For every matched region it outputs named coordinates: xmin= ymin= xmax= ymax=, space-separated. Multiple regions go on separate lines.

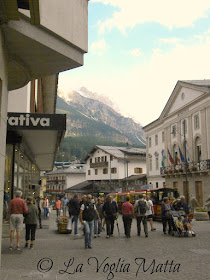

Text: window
xmin=90 ymin=158 xmax=92 ymax=164
xmin=149 ymin=137 xmax=152 ymax=147
xmin=95 ymin=157 xmax=97 ymax=163
xmin=155 ymin=134 xmax=158 ymax=145
xmin=105 ymin=156 xmax=107 ymax=162
xmin=194 ymin=114 xmax=200 ymax=129
xmin=101 ymin=156 xmax=104 ymax=162
xmin=95 ymin=169 xmax=98 ymax=175
xmin=182 ymin=119 xmax=187 ymax=134
xmin=195 ymin=137 xmax=201 ymax=162
xmin=110 ymin=155 xmax=113 ymax=161
xmin=88 ymin=170 xmax=91 ymax=175
xmin=134 ymin=168 xmax=143 ymax=174
xmin=103 ymin=168 xmax=108 ymax=174
xmin=172 ymin=125 xmax=176 ymax=137
xmin=155 ymin=156 xmax=159 ymax=170
xmin=149 ymin=158 xmax=152 ymax=171
xmin=156 ymin=182 xmax=158 ymax=188
xmin=111 ymin=168 xmax=117 ymax=174
xmin=162 ymin=131 xmax=165 ymax=142
xmin=98 ymin=157 xmax=100 ymax=162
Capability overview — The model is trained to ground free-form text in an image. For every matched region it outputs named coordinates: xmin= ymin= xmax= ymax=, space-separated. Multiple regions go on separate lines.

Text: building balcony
xmin=90 ymin=162 xmax=109 ymax=168
xmin=160 ymin=159 xmax=210 ymax=177
xmin=1 ymin=0 xmax=88 ymax=90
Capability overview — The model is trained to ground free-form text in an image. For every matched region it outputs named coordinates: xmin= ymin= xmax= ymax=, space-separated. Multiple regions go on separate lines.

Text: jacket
xmin=24 ymin=203 xmax=38 ymax=225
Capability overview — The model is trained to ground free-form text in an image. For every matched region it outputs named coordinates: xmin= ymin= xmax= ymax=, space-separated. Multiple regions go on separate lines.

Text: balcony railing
xmin=90 ymin=162 xmax=108 ymax=168
xmin=160 ymin=159 xmax=210 ymax=176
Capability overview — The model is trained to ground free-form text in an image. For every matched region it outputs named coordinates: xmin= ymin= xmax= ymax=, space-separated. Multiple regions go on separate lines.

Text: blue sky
xmin=59 ymin=0 xmax=210 ymax=126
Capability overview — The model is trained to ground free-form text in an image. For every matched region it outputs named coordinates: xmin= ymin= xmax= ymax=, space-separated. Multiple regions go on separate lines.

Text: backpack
xmin=138 ymin=200 xmax=147 ymax=215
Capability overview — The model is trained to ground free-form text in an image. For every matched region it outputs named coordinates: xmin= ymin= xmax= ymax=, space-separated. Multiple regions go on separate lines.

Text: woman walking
xmin=24 ymin=196 xmax=38 ymax=249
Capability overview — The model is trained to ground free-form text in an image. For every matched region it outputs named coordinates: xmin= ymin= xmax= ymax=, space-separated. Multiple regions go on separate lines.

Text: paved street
xmin=1 ymin=210 xmax=210 ymax=280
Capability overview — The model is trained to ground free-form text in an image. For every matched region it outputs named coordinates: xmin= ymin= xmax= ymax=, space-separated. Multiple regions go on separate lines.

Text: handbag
xmin=165 ymin=211 xmax=172 ymax=219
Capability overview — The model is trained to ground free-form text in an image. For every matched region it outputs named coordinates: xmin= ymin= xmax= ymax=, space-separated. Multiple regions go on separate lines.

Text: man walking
xmin=35 ymin=196 xmax=42 ymax=229
xmin=103 ymin=195 xmax=117 ymax=238
xmin=42 ymin=196 xmax=49 ymax=219
xmin=70 ymin=194 xmax=80 ymax=236
xmin=80 ymin=194 xmax=101 ymax=249
xmin=134 ymin=193 xmax=148 ymax=237
xmin=146 ymin=195 xmax=156 ymax=231
xmin=62 ymin=196 xmax=69 ymax=216
xmin=122 ymin=196 xmax=134 ymax=238
xmin=8 ymin=190 xmax=28 ymax=250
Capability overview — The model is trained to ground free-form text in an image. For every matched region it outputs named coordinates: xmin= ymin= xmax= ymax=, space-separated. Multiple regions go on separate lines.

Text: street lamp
xmin=172 ymin=119 xmax=189 ymax=204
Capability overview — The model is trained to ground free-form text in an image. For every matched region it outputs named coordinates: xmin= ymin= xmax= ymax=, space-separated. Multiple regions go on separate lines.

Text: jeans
xmin=74 ymin=215 xmax=78 ymax=235
xmin=136 ymin=216 xmax=148 ymax=235
xmin=122 ymin=215 xmax=133 ymax=237
xmin=44 ymin=207 xmax=49 ymax=219
xmin=94 ymin=219 xmax=98 ymax=235
xmin=84 ymin=220 xmax=93 ymax=247
xmin=56 ymin=208 xmax=60 ymax=217
xmin=25 ymin=224 xmax=37 ymax=241
xmin=63 ymin=205 xmax=68 ymax=216
xmin=162 ymin=216 xmax=172 ymax=233
xmin=105 ymin=217 xmax=115 ymax=236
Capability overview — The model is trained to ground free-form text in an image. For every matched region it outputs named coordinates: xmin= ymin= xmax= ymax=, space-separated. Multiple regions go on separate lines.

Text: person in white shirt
xmin=146 ymin=195 xmax=156 ymax=231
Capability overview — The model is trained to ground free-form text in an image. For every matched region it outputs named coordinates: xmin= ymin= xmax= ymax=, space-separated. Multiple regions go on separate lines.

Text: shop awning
xmin=7 ymin=113 xmax=66 ymax=171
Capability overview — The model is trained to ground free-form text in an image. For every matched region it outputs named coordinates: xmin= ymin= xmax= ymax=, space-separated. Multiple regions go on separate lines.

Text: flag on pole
xmin=161 ymin=149 xmax=166 ymax=167
xmin=174 ymin=152 xmax=180 ymax=164
xmin=186 ymin=148 xmax=190 ymax=162
xmin=168 ymin=149 xmax=175 ymax=165
xmin=178 ymin=146 xmax=185 ymax=162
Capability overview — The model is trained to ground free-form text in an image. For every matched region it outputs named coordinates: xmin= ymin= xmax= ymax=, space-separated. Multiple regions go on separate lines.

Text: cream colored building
xmin=144 ymin=80 xmax=210 ymax=206
xmin=0 ymin=0 xmax=88 ymax=263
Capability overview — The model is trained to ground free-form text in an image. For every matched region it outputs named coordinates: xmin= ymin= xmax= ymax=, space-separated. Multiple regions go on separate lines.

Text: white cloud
xmin=91 ymin=0 xmax=210 ymax=34
xmin=159 ymin=37 xmax=182 ymax=44
xmin=90 ymin=39 xmax=109 ymax=56
xmin=59 ymin=32 xmax=210 ymax=126
xmin=128 ymin=48 xmax=143 ymax=57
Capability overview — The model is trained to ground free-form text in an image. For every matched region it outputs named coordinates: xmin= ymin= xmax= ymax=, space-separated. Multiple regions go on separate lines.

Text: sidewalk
xmin=1 ymin=210 xmax=210 ymax=280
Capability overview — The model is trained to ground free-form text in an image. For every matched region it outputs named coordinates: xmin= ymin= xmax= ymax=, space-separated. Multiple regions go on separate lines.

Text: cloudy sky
xmin=59 ymin=0 xmax=210 ymax=126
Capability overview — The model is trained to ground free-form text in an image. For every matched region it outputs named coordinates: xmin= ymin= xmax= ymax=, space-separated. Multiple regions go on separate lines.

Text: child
xmin=176 ymin=216 xmax=184 ymax=233
xmin=182 ymin=215 xmax=195 ymax=236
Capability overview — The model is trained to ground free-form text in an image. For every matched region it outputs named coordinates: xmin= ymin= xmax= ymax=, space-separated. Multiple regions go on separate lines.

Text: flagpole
xmin=183 ymin=120 xmax=189 ymax=204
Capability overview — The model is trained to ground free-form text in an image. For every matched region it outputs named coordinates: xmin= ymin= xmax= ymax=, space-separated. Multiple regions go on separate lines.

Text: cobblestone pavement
xmin=1 ymin=210 xmax=210 ymax=280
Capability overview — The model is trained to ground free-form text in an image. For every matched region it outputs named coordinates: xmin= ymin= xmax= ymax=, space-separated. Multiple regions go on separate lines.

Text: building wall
xmin=39 ymin=0 xmax=88 ymax=52
xmin=145 ymin=83 xmax=210 ymax=204
xmin=8 ymin=84 xmax=30 ymax=113
xmin=86 ymin=148 xmax=146 ymax=181
xmin=66 ymin=173 xmax=86 ymax=189
xmin=0 ymin=29 xmax=9 ymax=264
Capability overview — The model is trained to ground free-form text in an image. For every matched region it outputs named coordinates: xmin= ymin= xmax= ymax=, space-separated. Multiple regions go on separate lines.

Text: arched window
xmin=173 ymin=144 xmax=179 ymax=164
xmin=195 ymin=137 xmax=202 ymax=162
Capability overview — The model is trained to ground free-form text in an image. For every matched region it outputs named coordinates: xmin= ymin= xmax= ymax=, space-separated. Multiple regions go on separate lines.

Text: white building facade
xmin=144 ymin=80 xmax=210 ymax=206
xmin=85 ymin=146 xmax=146 ymax=188
xmin=45 ymin=164 xmax=86 ymax=197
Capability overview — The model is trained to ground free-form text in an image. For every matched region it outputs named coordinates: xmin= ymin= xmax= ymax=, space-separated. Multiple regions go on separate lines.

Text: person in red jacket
xmin=8 ymin=190 xmax=28 ymax=250
xmin=122 ymin=196 xmax=134 ymax=238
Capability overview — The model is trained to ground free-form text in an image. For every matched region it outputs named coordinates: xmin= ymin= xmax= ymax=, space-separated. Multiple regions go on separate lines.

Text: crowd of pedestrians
xmin=7 ymin=189 xmax=203 ymax=251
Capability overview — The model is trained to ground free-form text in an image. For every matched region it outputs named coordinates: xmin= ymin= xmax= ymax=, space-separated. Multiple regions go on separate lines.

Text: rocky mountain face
xmin=57 ymin=89 xmax=146 ymax=146
xmin=56 ymin=89 xmax=146 ymax=161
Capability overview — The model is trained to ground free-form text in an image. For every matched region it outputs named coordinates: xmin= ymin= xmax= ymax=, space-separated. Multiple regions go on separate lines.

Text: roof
xmin=46 ymin=164 xmax=86 ymax=175
xmin=143 ymin=79 xmax=210 ymax=130
xmin=121 ymin=174 xmax=147 ymax=181
xmin=180 ymin=79 xmax=210 ymax=87
xmin=84 ymin=145 xmax=146 ymax=161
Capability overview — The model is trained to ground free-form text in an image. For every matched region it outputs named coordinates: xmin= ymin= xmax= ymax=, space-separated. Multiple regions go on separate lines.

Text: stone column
xmin=0 ymin=29 xmax=9 ymax=265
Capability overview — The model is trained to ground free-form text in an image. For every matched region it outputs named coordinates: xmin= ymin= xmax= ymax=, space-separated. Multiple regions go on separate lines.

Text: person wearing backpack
xmin=79 ymin=194 xmax=101 ymax=249
xmin=134 ymin=193 xmax=148 ymax=237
